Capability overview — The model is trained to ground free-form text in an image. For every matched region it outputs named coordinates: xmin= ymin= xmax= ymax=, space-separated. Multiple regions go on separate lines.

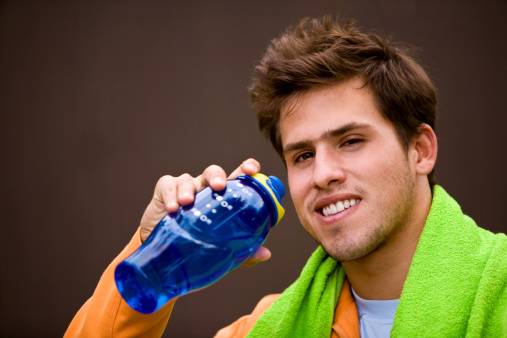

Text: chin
xmin=321 ymin=235 xmax=385 ymax=262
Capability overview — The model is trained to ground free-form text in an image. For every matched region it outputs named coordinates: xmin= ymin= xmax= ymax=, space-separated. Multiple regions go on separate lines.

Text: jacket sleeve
xmin=214 ymin=294 xmax=281 ymax=338
xmin=64 ymin=227 xmax=176 ymax=338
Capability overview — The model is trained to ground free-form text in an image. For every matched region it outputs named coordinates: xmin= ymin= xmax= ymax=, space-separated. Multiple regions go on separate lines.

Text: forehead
xmin=279 ymin=79 xmax=388 ymax=147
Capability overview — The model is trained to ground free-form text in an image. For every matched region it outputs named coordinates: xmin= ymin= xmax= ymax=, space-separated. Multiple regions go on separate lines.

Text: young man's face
xmin=280 ymin=78 xmax=420 ymax=262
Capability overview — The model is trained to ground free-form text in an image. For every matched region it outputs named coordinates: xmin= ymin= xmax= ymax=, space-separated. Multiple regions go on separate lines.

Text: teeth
xmin=321 ymin=199 xmax=360 ymax=217
xmin=329 ymin=203 xmax=338 ymax=214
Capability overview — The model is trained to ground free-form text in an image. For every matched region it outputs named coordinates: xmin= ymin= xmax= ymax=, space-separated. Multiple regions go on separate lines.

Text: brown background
xmin=1 ymin=0 xmax=506 ymax=337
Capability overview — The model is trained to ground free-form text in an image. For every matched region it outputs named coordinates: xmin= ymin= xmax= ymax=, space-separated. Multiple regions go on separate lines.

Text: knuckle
xmin=207 ymin=164 xmax=221 ymax=172
xmin=205 ymin=164 xmax=225 ymax=176
xmin=157 ymin=175 xmax=175 ymax=186
xmin=178 ymin=173 xmax=193 ymax=181
xmin=177 ymin=173 xmax=198 ymax=190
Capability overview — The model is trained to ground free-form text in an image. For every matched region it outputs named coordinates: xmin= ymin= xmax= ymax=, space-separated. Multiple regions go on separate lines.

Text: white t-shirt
xmin=351 ymin=287 xmax=399 ymax=338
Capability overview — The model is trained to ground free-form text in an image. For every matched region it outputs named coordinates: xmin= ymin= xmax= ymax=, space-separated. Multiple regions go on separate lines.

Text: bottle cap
xmin=244 ymin=173 xmax=285 ymax=226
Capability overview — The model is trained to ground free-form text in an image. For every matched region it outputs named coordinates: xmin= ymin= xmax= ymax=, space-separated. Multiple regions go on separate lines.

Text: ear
xmin=413 ymin=124 xmax=438 ymax=175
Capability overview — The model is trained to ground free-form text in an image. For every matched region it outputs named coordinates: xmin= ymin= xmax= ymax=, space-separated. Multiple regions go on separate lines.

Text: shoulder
xmin=214 ymin=294 xmax=281 ymax=338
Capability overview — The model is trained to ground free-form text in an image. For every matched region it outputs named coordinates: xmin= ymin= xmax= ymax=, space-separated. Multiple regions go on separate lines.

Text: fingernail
xmin=181 ymin=192 xmax=190 ymax=198
xmin=247 ymin=163 xmax=257 ymax=172
xmin=212 ymin=177 xmax=225 ymax=185
xmin=167 ymin=201 xmax=178 ymax=210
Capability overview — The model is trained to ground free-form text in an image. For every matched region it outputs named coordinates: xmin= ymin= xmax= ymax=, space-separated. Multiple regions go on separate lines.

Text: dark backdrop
xmin=1 ymin=1 xmax=506 ymax=337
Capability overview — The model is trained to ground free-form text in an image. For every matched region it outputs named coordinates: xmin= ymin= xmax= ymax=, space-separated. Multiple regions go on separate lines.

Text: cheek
xmin=345 ymin=154 xmax=386 ymax=183
xmin=287 ymin=173 xmax=301 ymax=205
xmin=287 ymin=169 xmax=309 ymax=211
xmin=365 ymin=151 xmax=414 ymax=207
xmin=352 ymin=145 xmax=405 ymax=180
xmin=288 ymin=178 xmax=317 ymax=238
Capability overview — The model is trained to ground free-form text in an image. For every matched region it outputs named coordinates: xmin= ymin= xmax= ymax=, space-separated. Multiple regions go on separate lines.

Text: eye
xmin=295 ymin=151 xmax=314 ymax=163
xmin=342 ymin=138 xmax=363 ymax=147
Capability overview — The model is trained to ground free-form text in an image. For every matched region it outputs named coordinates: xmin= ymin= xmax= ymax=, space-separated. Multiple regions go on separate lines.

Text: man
xmin=66 ymin=16 xmax=507 ymax=337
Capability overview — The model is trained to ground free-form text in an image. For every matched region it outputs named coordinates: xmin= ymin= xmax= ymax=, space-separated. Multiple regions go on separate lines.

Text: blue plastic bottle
xmin=115 ymin=173 xmax=285 ymax=314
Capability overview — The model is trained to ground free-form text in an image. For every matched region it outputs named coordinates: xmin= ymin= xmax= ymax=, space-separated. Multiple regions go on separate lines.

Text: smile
xmin=321 ymin=199 xmax=361 ymax=217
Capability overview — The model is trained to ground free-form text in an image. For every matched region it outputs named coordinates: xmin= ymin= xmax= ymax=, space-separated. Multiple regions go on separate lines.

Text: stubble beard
xmin=300 ymin=161 xmax=417 ymax=263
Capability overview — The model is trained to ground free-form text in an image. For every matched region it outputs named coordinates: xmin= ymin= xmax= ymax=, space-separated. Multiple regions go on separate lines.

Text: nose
xmin=311 ymin=148 xmax=346 ymax=190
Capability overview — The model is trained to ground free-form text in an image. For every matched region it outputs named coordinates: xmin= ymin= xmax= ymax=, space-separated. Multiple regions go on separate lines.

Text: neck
xmin=342 ymin=180 xmax=433 ymax=300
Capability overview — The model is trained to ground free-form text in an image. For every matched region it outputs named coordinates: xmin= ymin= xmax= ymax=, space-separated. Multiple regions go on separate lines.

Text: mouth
xmin=320 ymin=198 xmax=361 ymax=217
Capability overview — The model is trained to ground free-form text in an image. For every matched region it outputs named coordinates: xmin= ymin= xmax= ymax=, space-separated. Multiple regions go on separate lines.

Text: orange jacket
xmin=215 ymin=279 xmax=359 ymax=338
xmin=65 ymin=228 xmax=359 ymax=337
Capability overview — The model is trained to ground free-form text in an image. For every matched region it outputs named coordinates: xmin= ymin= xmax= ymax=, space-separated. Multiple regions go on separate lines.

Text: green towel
xmin=246 ymin=246 xmax=344 ymax=338
xmin=247 ymin=186 xmax=507 ymax=337
xmin=393 ymin=186 xmax=507 ymax=337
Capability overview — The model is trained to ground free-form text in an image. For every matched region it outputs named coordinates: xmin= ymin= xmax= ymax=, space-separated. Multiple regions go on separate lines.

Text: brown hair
xmin=249 ymin=16 xmax=437 ymax=187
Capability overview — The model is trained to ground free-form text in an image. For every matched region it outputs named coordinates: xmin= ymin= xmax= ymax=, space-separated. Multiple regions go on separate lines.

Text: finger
xmin=228 ymin=158 xmax=261 ymax=179
xmin=241 ymin=246 xmax=271 ymax=267
xmin=175 ymin=173 xmax=199 ymax=206
xmin=140 ymin=175 xmax=178 ymax=242
xmin=155 ymin=175 xmax=180 ymax=213
xmin=199 ymin=164 xmax=228 ymax=192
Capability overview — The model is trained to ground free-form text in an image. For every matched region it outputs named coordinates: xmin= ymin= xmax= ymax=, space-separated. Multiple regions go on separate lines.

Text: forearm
xmin=64 ymin=227 xmax=175 ymax=337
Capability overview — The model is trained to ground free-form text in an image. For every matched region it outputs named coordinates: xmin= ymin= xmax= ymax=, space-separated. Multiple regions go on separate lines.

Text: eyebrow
xmin=282 ymin=122 xmax=374 ymax=155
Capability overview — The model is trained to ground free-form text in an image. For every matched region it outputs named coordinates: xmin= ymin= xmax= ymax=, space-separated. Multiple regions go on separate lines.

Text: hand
xmin=138 ymin=158 xmax=271 ymax=267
